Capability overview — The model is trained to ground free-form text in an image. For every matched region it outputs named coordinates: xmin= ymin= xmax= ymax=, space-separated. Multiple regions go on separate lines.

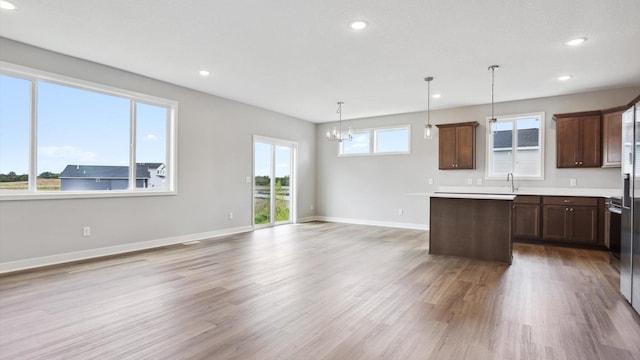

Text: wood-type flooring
xmin=1 ymin=222 xmax=639 ymax=360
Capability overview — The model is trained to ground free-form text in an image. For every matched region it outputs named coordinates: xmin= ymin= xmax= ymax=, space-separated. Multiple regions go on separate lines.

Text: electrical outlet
xmin=228 ymin=212 xmax=233 ymax=220
xmin=82 ymin=226 xmax=91 ymax=237
xmin=398 ymin=208 xmax=403 ymax=216
xmin=245 ymin=176 xmax=251 ymax=184
xmin=477 ymin=178 xmax=483 ymax=185
xmin=428 ymin=178 xmax=434 ymax=185
xmin=467 ymin=178 xmax=473 ymax=185
xmin=569 ymin=178 xmax=577 ymax=187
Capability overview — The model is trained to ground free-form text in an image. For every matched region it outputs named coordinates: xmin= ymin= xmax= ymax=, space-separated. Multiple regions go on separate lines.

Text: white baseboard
xmin=0 ymin=225 xmax=253 ymax=274
xmin=314 ymin=216 xmax=429 ymax=231
xmin=297 ymin=216 xmax=319 ymax=223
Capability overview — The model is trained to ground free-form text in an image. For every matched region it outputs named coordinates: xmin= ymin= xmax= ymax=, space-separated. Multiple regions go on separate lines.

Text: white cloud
xmin=39 ymin=146 xmax=97 ymax=162
xmin=146 ymin=134 xmax=158 ymax=141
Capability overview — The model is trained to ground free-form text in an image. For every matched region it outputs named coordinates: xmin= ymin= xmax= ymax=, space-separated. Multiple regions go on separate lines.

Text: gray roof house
xmin=493 ymin=128 xmax=539 ymax=148
xmin=59 ymin=163 xmax=166 ymax=191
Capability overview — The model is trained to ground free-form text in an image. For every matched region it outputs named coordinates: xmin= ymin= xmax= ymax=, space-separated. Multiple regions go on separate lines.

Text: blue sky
xmin=0 ymin=74 xmax=167 ymax=175
xmin=254 ymin=142 xmax=290 ymax=179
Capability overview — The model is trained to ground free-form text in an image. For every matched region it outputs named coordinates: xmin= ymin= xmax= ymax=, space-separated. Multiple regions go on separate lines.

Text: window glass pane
xmin=275 ymin=145 xmax=291 ymax=222
xmin=254 ymin=142 xmax=272 ymax=225
xmin=492 ymin=121 xmax=512 ymax=149
xmin=136 ymin=102 xmax=168 ymax=190
xmin=37 ymin=81 xmax=130 ymax=191
xmin=517 ymin=118 xmax=539 ymax=147
xmin=492 ymin=149 xmax=513 ymax=174
xmin=515 ymin=148 xmax=540 ymax=176
xmin=0 ymin=75 xmax=31 ymax=191
xmin=375 ymin=128 xmax=409 ymax=153
xmin=341 ymin=131 xmax=370 ymax=155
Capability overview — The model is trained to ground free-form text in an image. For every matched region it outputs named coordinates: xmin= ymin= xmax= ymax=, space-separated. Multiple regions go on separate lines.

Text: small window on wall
xmin=486 ymin=113 xmax=544 ymax=179
xmin=341 ymin=130 xmax=371 ymax=155
xmin=339 ymin=125 xmax=410 ymax=156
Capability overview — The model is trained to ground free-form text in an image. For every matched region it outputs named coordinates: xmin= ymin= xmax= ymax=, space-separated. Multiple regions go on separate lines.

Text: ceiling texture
xmin=1 ymin=0 xmax=639 ymax=123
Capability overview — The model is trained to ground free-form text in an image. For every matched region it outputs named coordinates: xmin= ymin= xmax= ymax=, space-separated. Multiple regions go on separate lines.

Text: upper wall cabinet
xmin=554 ymin=111 xmax=601 ymax=168
xmin=602 ymin=109 xmax=623 ymax=168
xmin=436 ymin=121 xmax=478 ymax=170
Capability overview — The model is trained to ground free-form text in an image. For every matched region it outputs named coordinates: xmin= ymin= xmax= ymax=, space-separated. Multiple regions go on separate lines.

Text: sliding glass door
xmin=253 ymin=136 xmax=295 ymax=227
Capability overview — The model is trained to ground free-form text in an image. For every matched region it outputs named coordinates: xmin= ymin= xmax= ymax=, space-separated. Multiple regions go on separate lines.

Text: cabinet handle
xmin=570 ymin=208 xmax=574 ymax=211
xmin=574 ymin=161 xmax=578 ymax=165
xmin=579 ymin=161 xmax=583 ymax=165
xmin=563 ymin=200 xmax=572 ymax=203
xmin=565 ymin=208 xmax=569 ymax=211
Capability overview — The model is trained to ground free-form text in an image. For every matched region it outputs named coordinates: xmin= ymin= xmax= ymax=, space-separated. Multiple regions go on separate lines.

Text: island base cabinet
xmin=430 ymin=197 xmax=512 ymax=263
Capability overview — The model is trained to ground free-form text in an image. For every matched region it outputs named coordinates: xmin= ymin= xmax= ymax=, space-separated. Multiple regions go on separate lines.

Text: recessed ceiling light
xmin=558 ymin=75 xmax=573 ymax=81
xmin=199 ymin=70 xmax=210 ymax=77
xmin=349 ymin=20 xmax=368 ymax=30
xmin=432 ymin=94 xmax=441 ymax=99
xmin=0 ymin=1 xmax=16 ymax=10
xmin=565 ymin=37 xmax=587 ymax=46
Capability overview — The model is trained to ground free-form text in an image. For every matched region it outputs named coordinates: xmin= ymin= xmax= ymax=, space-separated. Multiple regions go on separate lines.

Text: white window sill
xmin=0 ymin=190 xmax=177 ymax=201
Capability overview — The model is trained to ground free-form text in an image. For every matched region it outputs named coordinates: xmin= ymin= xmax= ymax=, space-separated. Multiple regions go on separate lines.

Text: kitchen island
xmin=429 ymin=192 xmax=515 ymax=264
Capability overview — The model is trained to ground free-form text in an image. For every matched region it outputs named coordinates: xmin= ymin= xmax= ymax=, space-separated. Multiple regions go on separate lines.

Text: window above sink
xmin=486 ymin=112 xmax=545 ymax=180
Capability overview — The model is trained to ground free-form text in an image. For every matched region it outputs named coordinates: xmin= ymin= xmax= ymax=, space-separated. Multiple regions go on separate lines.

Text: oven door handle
xmin=609 ymin=206 xmax=622 ymax=215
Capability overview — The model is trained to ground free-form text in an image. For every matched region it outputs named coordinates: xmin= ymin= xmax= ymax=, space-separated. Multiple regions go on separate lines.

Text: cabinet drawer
xmin=514 ymin=195 xmax=541 ymax=204
xmin=543 ymin=196 xmax=598 ymax=206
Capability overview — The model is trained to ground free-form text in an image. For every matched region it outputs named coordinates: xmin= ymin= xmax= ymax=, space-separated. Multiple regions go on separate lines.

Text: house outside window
xmin=486 ymin=113 xmax=544 ymax=180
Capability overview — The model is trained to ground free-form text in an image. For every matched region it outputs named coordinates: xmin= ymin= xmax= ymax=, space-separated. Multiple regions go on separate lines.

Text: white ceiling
xmin=1 ymin=0 xmax=639 ymax=123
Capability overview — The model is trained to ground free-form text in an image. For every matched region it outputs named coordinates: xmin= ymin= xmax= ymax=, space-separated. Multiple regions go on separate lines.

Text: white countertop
xmin=429 ymin=192 xmax=516 ymax=200
xmin=407 ymin=186 xmax=621 ymax=199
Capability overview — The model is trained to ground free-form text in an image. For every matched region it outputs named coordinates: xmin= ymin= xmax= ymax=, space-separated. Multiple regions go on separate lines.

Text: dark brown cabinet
xmin=602 ymin=110 xmax=623 ymax=168
xmin=512 ymin=196 xmax=541 ymax=239
xmin=436 ymin=122 xmax=478 ymax=170
xmin=555 ymin=113 xmax=601 ymax=168
xmin=542 ymin=196 xmax=599 ymax=244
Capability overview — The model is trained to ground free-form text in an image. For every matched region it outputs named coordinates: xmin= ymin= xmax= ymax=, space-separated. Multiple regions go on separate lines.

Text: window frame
xmin=0 ymin=61 xmax=178 ymax=201
xmin=338 ymin=124 xmax=411 ymax=156
xmin=485 ymin=112 xmax=545 ymax=180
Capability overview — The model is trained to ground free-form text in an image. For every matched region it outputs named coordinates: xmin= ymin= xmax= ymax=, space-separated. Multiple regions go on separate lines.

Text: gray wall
xmin=0 ymin=38 xmax=316 ymax=264
xmin=316 ymin=87 xmax=640 ymax=227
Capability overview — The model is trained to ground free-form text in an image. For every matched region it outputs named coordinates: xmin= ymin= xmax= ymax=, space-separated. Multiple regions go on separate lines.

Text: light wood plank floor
xmin=1 ymin=222 xmax=639 ymax=360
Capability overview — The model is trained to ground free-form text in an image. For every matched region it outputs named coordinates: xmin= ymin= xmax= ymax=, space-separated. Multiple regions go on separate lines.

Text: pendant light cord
xmin=488 ymin=65 xmax=499 ymax=122
xmin=337 ymin=102 xmax=343 ymax=142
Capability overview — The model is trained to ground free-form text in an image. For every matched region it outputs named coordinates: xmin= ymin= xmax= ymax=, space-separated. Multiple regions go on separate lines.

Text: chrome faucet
xmin=507 ymin=172 xmax=516 ymax=193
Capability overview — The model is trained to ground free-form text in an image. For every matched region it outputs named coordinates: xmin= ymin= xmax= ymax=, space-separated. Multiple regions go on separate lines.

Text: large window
xmin=339 ymin=125 xmax=410 ymax=156
xmin=486 ymin=113 xmax=544 ymax=179
xmin=0 ymin=63 xmax=177 ymax=199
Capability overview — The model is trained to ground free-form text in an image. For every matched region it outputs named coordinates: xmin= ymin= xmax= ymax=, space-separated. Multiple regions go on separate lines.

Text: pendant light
xmin=326 ymin=101 xmax=353 ymax=142
xmin=488 ymin=65 xmax=499 ymax=132
xmin=424 ymin=76 xmax=434 ymax=139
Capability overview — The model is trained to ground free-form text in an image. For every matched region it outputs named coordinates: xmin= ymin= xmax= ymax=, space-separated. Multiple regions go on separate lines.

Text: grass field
xmin=0 ymin=179 xmax=60 ymax=191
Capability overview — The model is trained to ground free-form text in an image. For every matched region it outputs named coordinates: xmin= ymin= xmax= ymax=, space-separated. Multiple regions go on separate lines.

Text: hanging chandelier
xmin=488 ymin=65 xmax=499 ymax=130
xmin=326 ymin=101 xmax=352 ymax=142
xmin=424 ymin=76 xmax=434 ymax=139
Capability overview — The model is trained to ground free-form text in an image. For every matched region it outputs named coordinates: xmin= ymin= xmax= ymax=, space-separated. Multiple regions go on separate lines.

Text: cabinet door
xmin=556 ymin=117 xmax=580 ymax=168
xmin=602 ymin=111 xmax=622 ymax=168
xmin=570 ymin=206 xmax=598 ymax=243
xmin=439 ymin=127 xmax=457 ymax=169
xmin=456 ymin=126 xmax=475 ymax=169
xmin=543 ymin=205 xmax=570 ymax=241
xmin=512 ymin=203 xmax=541 ymax=239
xmin=580 ymin=115 xmax=602 ymax=167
